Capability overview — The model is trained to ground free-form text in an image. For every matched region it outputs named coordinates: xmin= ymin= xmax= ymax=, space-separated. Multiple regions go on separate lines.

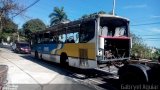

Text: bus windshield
xmin=100 ymin=17 xmax=129 ymax=37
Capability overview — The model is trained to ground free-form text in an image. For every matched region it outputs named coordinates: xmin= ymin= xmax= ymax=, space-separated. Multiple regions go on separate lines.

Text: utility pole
xmin=112 ymin=0 xmax=116 ymax=15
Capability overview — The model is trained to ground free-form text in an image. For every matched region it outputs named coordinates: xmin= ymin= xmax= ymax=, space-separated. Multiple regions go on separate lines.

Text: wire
xmin=131 ymin=22 xmax=160 ymax=26
xmin=143 ymin=38 xmax=160 ymax=40
xmin=140 ymin=35 xmax=160 ymax=36
xmin=11 ymin=0 xmax=40 ymax=18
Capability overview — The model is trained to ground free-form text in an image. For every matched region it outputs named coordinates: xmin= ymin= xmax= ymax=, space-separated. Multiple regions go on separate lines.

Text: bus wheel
xmin=35 ymin=51 xmax=39 ymax=59
xmin=40 ymin=54 xmax=43 ymax=60
xmin=60 ymin=52 xmax=68 ymax=67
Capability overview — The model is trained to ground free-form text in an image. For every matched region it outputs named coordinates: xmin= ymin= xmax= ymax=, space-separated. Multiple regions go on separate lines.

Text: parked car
xmin=15 ymin=42 xmax=31 ymax=54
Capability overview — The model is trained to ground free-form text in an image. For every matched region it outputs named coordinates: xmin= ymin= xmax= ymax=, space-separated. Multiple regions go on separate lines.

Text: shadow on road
xmin=20 ymin=55 xmax=120 ymax=90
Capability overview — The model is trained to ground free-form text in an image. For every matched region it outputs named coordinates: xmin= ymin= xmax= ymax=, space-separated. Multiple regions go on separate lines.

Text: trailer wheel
xmin=60 ymin=52 xmax=68 ymax=67
xmin=119 ymin=64 xmax=150 ymax=84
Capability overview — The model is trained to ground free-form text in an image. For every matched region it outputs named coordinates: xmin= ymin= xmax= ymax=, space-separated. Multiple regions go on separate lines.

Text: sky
xmin=13 ymin=0 xmax=160 ymax=48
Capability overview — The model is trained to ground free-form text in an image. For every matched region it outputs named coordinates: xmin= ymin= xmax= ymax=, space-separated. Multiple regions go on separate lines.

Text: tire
xmin=60 ymin=52 xmax=68 ymax=67
xmin=35 ymin=51 xmax=39 ymax=59
xmin=40 ymin=54 xmax=43 ymax=60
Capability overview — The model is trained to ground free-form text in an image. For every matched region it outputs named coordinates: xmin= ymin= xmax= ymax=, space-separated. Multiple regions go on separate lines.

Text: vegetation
xmin=22 ymin=19 xmax=46 ymax=41
xmin=0 ymin=18 xmax=18 ymax=43
xmin=0 ymin=0 xmax=24 ymax=32
xmin=2 ymin=18 xmax=18 ymax=33
xmin=131 ymin=33 xmax=160 ymax=60
xmin=0 ymin=0 xmax=25 ymax=43
xmin=49 ymin=7 xmax=69 ymax=26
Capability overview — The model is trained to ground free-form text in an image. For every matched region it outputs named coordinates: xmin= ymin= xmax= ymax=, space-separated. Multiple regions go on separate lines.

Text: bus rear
xmin=96 ymin=15 xmax=131 ymax=64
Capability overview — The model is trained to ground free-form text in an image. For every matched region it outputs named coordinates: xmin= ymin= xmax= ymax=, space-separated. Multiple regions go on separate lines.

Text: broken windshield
xmin=99 ymin=17 xmax=129 ymax=37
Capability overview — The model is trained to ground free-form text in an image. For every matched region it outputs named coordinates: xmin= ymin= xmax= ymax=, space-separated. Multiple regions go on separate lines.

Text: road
xmin=0 ymin=47 xmax=119 ymax=90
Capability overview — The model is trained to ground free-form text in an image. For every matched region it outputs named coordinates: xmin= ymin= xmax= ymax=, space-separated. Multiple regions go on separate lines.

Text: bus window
xmin=59 ymin=34 xmax=66 ymax=43
xmin=75 ymin=32 xmax=79 ymax=43
xmin=65 ymin=33 xmax=76 ymax=43
xmin=80 ymin=20 xmax=95 ymax=43
xmin=38 ymin=34 xmax=43 ymax=44
xmin=100 ymin=26 xmax=108 ymax=36
xmin=31 ymin=34 xmax=37 ymax=45
xmin=100 ymin=17 xmax=128 ymax=37
xmin=49 ymin=31 xmax=59 ymax=43
xmin=114 ymin=26 xmax=126 ymax=36
xmin=43 ymin=33 xmax=50 ymax=44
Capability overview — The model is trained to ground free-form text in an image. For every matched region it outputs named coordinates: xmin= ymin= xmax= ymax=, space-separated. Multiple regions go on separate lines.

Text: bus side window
xmin=49 ymin=36 xmax=55 ymax=44
xmin=65 ymin=33 xmax=75 ymax=43
xmin=58 ymin=34 xmax=66 ymax=43
xmin=80 ymin=20 xmax=95 ymax=43
xmin=75 ymin=32 xmax=79 ymax=43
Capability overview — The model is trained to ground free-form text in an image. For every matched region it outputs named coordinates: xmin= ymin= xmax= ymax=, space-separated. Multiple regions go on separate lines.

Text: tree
xmin=49 ymin=7 xmax=69 ymax=26
xmin=23 ymin=19 xmax=46 ymax=33
xmin=0 ymin=0 xmax=25 ymax=43
xmin=0 ymin=17 xmax=18 ymax=43
xmin=22 ymin=19 xmax=46 ymax=41
xmin=2 ymin=18 xmax=18 ymax=33
xmin=0 ymin=0 xmax=24 ymax=32
xmin=130 ymin=33 xmax=158 ymax=60
xmin=131 ymin=33 xmax=146 ymax=59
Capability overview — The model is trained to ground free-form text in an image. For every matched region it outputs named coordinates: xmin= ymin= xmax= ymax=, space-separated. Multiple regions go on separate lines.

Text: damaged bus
xmin=30 ymin=14 xmax=131 ymax=69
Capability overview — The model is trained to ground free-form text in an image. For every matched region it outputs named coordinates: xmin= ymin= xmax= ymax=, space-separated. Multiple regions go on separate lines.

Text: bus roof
xmin=98 ymin=14 xmax=130 ymax=21
xmin=32 ymin=14 xmax=129 ymax=34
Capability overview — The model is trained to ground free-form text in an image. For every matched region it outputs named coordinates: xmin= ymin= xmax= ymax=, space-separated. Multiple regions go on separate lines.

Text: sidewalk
xmin=0 ymin=48 xmax=95 ymax=90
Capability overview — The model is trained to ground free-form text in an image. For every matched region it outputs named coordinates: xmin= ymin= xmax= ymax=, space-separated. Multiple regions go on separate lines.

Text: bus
xmin=30 ymin=14 xmax=131 ymax=69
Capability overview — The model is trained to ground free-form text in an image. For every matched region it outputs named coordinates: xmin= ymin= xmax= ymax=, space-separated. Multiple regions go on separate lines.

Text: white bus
xmin=30 ymin=14 xmax=131 ymax=69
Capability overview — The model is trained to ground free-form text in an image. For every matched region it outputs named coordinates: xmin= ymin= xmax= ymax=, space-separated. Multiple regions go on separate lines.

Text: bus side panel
xmin=68 ymin=58 xmax=97 ymax=68
xmin=54 ymin=43 xmax=97 ymax=68
xmin=31 ymin=43 xmax=97 ymax=68
xmin=31 ymin=43 xmax=59 ymax=60
xmin=55 ymin=43 xmax=96 ymax=60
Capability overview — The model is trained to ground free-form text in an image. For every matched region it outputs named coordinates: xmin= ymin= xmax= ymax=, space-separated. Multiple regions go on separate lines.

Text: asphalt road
xmin=0 ymin=47 xmax=120 ymax=90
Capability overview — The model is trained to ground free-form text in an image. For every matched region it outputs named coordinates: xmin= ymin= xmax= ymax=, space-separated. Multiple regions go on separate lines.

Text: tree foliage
xmin=0 ymin=0 xmax=25 ymax=43
xmin=0 ymin=0 xmax=24 ymax=17
xmin=131 ymin=33 xmax=159 ymax=60
xmin=0 ymin=17 xmax=18 ymax=43
xmin=2 ymin=18 xmax=18 ymax=33
xmin=23 ymin=19 xmax=46 ymax=33
xmin=22 ymin=19 xmax=46 ymax=41
xmin=49 ymin=7 xmax=69 ymax=26
xmin=0 ymin=0 xmax=24 ymax=31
